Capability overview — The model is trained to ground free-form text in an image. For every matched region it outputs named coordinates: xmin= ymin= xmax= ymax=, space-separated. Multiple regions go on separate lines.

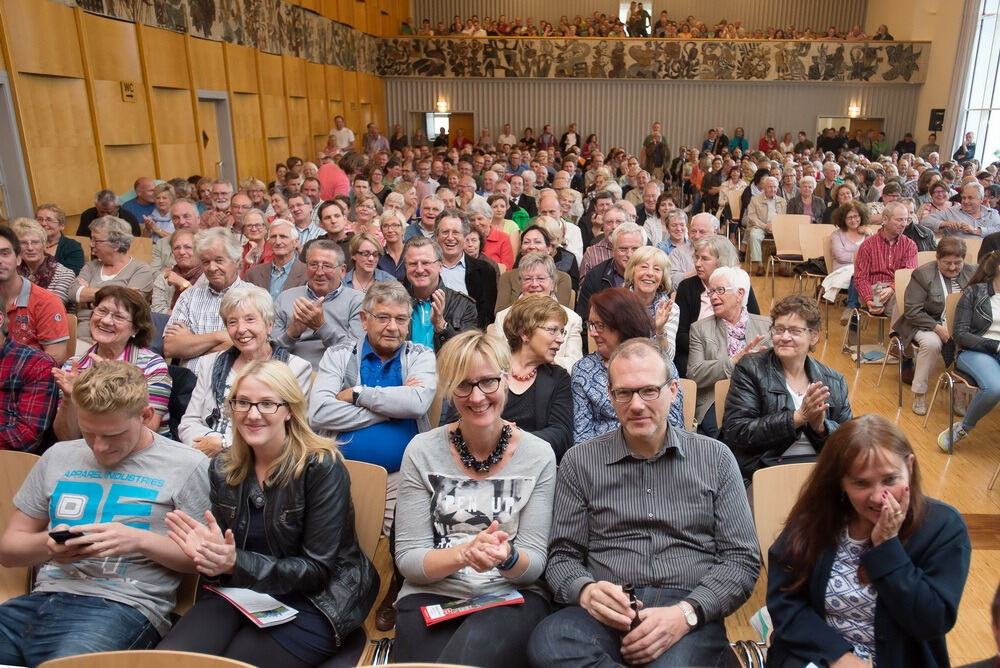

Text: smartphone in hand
xmin=48 ymin=530 xmax=84 ymax=544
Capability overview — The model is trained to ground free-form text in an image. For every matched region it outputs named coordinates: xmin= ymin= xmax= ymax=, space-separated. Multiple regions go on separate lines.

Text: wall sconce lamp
xmin=436 ymin=98 xmax=449 ymax=113
xmin=848 ymin=104 xmax=861 ymax=118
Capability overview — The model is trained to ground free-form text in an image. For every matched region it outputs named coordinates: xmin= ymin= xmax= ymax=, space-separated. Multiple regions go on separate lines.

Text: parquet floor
xmin=359 ymin=272 xmax=1000 ymax=665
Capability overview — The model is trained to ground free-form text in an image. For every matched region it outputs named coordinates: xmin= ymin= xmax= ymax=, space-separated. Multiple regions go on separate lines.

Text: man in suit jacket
xmin=744 ymin=176 xmax=787 ymax=272
xmin=245 ymin=219 xmax=308 ymax=300
xmin=508 ymin=174 xmax=537 ymax=218
xmin=686 ymin=267 xmax=771 ymax=437
xmin=434 ymin=209 xmax=498 ymax=329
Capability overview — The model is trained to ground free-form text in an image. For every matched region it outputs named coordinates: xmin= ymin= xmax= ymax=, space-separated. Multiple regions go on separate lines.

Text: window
xmin=960 ymin=2 xmax=1000 ymax=163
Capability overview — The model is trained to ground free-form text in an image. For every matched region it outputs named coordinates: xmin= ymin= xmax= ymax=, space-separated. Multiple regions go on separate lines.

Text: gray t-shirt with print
xmin=14 ymin=433 xmax=210 ymax=636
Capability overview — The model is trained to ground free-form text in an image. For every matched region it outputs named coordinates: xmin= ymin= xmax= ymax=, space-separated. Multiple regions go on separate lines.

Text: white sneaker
xmin=937 ymin=422 xmax=968 ymax=452
xmin=911 ymin=394 xmax=927 ymax=416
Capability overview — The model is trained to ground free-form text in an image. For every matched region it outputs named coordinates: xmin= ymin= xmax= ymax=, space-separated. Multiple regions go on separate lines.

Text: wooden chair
xmin=820 ymin=234 xmax=836 ymax=339
xmin=65 ymin=314 xmax=78 ymax=359
xmin=38 ymin=650 xmax=254 ymax=667
xmin=69 ymin=235 xmax=91 ymax=261
xmin=0 ymin=451 xmax=40 ymax=604
xmin=342 ymin=459 xmax=388 ymax=561
xmin=766 ymin=214 xmax=810 ymax=296
xmin=797 ymin=224 xmax=835 ymax=298
xmin=751 ymin=462 xmax=816 ymax=569
xmin=714 ymin=379 xmax=731 ymax=431
xmin=916 ymin=250 xmax=937 ymax=266
xmin=427 ymin=391 xmax=443 ymax=430
xmin=923 ymin=292 xmax=978 ymax=454
xmin=131 ymin=236 xmax=154 ymax=265
xmin=964 ymin=237 xmax=982 ymax=264
xmin=679 ymin=378 xmax=697 ymax=431
xmin=876 ymin=268 xmax=915 ymax=408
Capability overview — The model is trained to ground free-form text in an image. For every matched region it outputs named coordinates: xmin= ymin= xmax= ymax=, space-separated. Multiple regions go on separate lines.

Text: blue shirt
xmin=656 ymin=238 xmax=683 ymax=255
xmin=337 ymin=339 xmax=419 ymax=473
xmin=121 ymin=198 xmax=155 ymax=221
xmin=440 ymin=255 xmax=467 ymax=294
xmin=411 ymin=300 xmax=434 ymax=348
xmin=268 ymin=260 xmax=293 ymax=301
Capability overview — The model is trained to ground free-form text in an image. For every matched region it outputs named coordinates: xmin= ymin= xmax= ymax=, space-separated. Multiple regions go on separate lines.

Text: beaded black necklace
xmin=450 ymin=423 xmax=512 ymax=472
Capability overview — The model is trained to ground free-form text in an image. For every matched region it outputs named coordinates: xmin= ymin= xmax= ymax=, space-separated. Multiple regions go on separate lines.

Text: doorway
xmin=196 ymin=91 xmax=236 ymax=184
xmin=0 ymin=73 xmax=33 ymax=220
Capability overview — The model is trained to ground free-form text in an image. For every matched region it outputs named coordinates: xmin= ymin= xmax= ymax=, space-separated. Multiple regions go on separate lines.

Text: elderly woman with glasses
xmin=377 ymin=209 xmax=407 ymax=280
xmin=152 ymin=228 xmax=202 ymax=314
xmin=239 ymin=209 xmax=273 ymax=278
xmin=572 ymin=288 xmax=684 ymax=445
xmin=180 ymin=284 xmax=313 ymax=457
xmin=394 ymin=331 xmax=555 ymax=667
xmin=35 ymin=203 xmax=84 ymax=275
xmin=343 ymin=232 xmax=394 ymax=293
xmin=52 ymin=285 xmax=172 ymax=438
xmin=73 ymin=216 xmax=155 ymax=349
xmin=687 ymin=267 xmax=772 ymax=438
xmin=491 ymin=253 xmax=583 ymax=372
xmin=720 ymin=295 xmax=852 ymax=485
xmin=10 ymin=218 xmax=76 ymax=305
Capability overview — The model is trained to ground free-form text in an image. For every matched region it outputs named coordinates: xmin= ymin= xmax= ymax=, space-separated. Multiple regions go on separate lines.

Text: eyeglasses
xmin=539 ymin=325 xmax=567 ymax=337
xmin=586 ymin=320 xmax=609 ymax=333
xmin=705 ymin=286 xmax=736 ymax=296
xmin=307 ymin=262 xmax=342 ymax=272
xmin=92 ymin=306 xmax=132 ymax=325
xmin=20 ymin=239 xmax=43 ymax=248
xmin=367 ymin=312 xmax=411 ymax=327
xmin=453 ymin=376 xmax=502 ymax=398
xmin=36 ymin=216 xmax=60 ymax=224
xmin=405 ymin=260 xmax=441 ymax=269
xmin=354 ymin=250 xmax=381 ymax=259
xmin=770 ymin=326 xmax=812 ymax=338
xmin=382 ymin=223 xmax=403 ymax=230
xmin=244 ymin=223 xmax=265 ymax=229
xmin=229 ymin=399 xmax=288 ymax=414
xmin=91 ymin=238 xmax=114 ymax=246
xmin=609 ymin=380 xmax=670 ymax=404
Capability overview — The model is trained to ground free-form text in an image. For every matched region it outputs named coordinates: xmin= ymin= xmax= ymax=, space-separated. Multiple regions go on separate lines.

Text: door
xmin=196 ymin=93 xmax=236 ymax=184
xmin=449 ymin=113 xmax=475 ymax=148
xmin=0 ymin=75 xmax=32 ymax=220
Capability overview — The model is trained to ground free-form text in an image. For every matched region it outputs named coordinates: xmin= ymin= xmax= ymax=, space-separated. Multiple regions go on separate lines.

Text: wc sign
xmin=120 ymin=80 xmax=137 ymax=103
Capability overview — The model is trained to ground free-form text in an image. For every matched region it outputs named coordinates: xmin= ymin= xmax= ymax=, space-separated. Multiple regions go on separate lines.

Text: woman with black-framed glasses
xmin=570 ymin=288 xmax=684 ymax=446
xmin=719 ymin=295 xmax=852 ymax=486
xmin=160 ymin=359 xmax=378 ymax=667
xmin=393 ymin=330 xmax=556 ymax=667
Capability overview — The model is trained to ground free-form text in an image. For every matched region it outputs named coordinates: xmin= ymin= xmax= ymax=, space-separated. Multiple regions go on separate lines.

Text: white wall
xmin=412 ymin=0 xmax=868 ymax=32
xmin=385 ymin=78 xmax=921 ymax=154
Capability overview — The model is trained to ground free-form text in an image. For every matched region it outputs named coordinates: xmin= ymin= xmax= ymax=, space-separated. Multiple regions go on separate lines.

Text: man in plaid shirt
xmin=0 ymin=307 xmax=58 ymax=451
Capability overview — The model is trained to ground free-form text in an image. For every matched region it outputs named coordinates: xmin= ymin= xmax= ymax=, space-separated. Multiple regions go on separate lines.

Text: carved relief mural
xmin=69 ymin=1 xmax=926 ymax=84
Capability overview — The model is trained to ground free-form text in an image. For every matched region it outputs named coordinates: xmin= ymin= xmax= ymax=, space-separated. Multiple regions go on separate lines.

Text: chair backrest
xmin=714 ymin=378 xmax=731 ymax=429
xmin=678 ymin=378 xmax=696 ymax=430
xmin=822 ymin=234 xmax=834 ymax=279
xmin=944 ymin=291 xmax=963 ymax=336
xmin=771 ymin=215 xmax=809 ymax=256
xmin=38 ymin=650 xmax=255 ymax=668
xmin=893 ymin=268 xmax=914 ymax=310
xmin=916 ymin=250 xmax=937 ymax=266
xmin=65 ymin=313 xmax=78 ymax=358
xmin=69 ymin=235 xmax=91 ymax=261
xmin=727 ymin=189 xmax=742 ymax=220
xmin=964 ymin=237 xmax=982 ymax=264
xmin=798 ymin=224 xmax=835 ymax=262
xmin=131 ymin=236 xmax=154 ymax=265
xmin=752 ymin=462 xmax=816 ymax=565
xmin=0 ymin=452 xmax=40 ymax=603
xmin=342 ymin=459 xmax=388 ymax=561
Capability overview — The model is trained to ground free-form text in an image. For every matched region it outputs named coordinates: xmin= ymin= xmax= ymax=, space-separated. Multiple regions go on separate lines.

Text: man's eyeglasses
xmin=453 ymin=376 xmax=502 ymax=398
xmin=366 ymin=312 xmax=411 ymax=327
xmin=405 ymin=260 xmax=440 ymax=269
xmin=609 ymin=380 xmax=670 ymax=404
xmin=307 ymin=262 xmax=342 ymax=272
xmin=229 ymin=399 xmax=288 ymax=414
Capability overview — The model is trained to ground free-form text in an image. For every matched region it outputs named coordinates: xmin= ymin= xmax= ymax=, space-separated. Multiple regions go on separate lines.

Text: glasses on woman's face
xmin=354 ymin=250 xmax=380 ymax=259
xmin=229 ymin=399 xmax=288 ymax=414
xmin=705 ymin=286 xmax=735 ymax=297
xmin=609 ymin=380 xmax=669 ymax=404
xmin=539 ymin=325 xmax=567 ymax=337
xmin=19 ymin=239 xmax=43 ymax=248
xmin=586 ymin=320 xmax=609 ymax=333
xmin=770 ymin=326 xmax=811 ymax=338
xmin=92 ymin=306 xmax=132 ymax=325
xmin=453 ymin=376 xmax=502 ymax=398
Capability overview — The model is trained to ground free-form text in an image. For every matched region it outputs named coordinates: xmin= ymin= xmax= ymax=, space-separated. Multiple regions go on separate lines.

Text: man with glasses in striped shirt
xmin=529 ymin=338 xmax=759 ymax=667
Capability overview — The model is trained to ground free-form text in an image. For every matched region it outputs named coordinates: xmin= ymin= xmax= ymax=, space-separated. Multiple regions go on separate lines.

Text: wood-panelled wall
xmin=0 ymin=0 xmax=387 ymax=229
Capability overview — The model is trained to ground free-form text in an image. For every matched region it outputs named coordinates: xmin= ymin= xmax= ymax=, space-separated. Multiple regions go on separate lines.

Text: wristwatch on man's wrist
xmin=351 ymin=385 xmax=362 ymax=404
xmin=677 ymin=600 xmax=699 ymax=628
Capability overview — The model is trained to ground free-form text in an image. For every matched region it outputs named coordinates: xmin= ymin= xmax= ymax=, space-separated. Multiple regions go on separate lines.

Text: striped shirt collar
xmin=605 ymin=424 xmax=684 ymax=464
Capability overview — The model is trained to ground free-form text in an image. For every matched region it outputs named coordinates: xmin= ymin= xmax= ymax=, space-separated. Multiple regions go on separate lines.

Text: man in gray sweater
xmin=271 ymin=239 xmax=363 ymax=369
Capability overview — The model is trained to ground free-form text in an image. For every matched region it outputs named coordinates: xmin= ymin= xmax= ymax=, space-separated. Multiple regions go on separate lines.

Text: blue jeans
xmin=527 ymin=587 xmax=735 ymax=668
xmin=0 ymin=592 xmax=160 ymax=667
xmin=846 ymin=277 xmax=860 ymax=308
xmin=955 ymin=350 xmax=1000 ymax=430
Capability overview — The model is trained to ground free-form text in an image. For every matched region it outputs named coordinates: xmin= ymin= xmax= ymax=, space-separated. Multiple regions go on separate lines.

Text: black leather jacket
xmin=207 ymin=453 xmax=379 ymax=646
xmin=719 ymin=349 xmax=852 ymax=482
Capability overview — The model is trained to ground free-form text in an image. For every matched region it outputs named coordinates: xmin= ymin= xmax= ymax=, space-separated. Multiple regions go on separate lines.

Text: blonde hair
xmin=503 ymin=294 xmax=567 ymax=352
xmin=221 ymin=360 xmax=338 ymax=487
xmin=72 ymin=361 xmax=149 ymax=416
xmin=436 ymin=330 xmax=511 ymax=400
xmin=10 ymin=218 xmax=46 ymax=245
xmin=624 ymin=246 xmax=672 ymax=294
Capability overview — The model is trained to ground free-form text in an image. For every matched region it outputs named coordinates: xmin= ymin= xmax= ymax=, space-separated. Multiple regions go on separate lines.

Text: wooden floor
xmin=358 ymin=272 xmax=1000 ymax=666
